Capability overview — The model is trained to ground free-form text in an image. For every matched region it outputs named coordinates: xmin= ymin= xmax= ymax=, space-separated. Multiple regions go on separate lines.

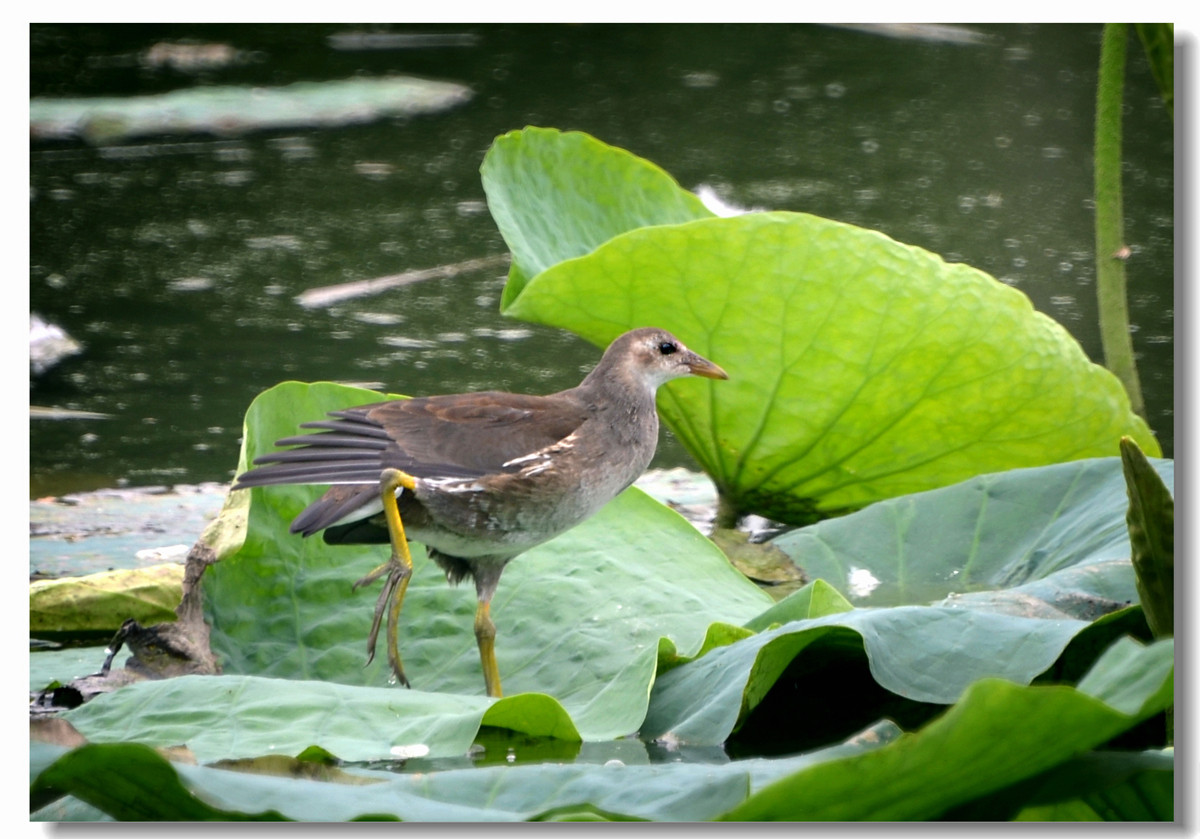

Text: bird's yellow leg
xmin=353 ymin=468 xmax=417 ymax=687
xmin=475 ymin=600 xmax=502 ymax=698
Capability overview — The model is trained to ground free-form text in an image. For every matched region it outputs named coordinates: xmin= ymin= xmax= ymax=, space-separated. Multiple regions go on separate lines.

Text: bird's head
xmin=594 ymin=327 xmax=729 ymax=392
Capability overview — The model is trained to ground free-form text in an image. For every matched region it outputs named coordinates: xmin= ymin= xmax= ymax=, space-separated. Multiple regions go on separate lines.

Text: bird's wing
xmin=232 ymin=391 xmax=589 ymax=490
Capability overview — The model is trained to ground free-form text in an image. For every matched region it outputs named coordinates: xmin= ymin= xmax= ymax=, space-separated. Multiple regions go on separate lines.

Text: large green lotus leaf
xmin=31 ymin=637 xmax=1171 ymax=821
xmin=642 ymin=605 xmax=1087 ymax=746
xmin=29 ymin=721 xmax=902 ymax=821
xmin=741 ymin=578 xmax=854 ymax=633
xmin=1010 ymin=750 xmax=1174 ymax=821
xmin=772 ymin=455 xmax=1174 ymax=612
xmin=61 ymin=674 xmax=490 ymax=762
xmin=480 ymin=126 xmax=712 ymax=306
xmin=717 ymin=636 xmax=1173 ymax=820
xmin=641 ymin=457 xmax=1173 ymax=747
xmin=204 ymin=382 xmax=771 ymax=743
xmin=499 ymin=210 xmax=1159 ymax=524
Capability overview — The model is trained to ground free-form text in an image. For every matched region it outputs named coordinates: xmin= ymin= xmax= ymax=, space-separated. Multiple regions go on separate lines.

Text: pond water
xmin=30 ymin=23 xmax=1174 ymax=499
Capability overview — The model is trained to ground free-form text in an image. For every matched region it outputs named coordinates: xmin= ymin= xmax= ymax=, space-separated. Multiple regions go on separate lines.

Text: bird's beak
xmin=685 ymin=352 xmax=729 ymax=380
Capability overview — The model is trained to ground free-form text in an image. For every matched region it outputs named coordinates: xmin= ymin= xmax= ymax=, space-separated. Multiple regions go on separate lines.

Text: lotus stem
xmin=1094 ymin=23 xmax=1146 ymax=419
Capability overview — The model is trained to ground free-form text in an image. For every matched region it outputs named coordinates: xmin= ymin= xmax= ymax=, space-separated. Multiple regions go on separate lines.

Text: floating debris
xmin=29 ymin=313 xmax=82 ymax=376
xmin=825 ymin=23 xmax=993 ymax=46
xmin=166 ymin=276 xmax=216 ymax=292
xmin=847 ymin=566 xmax=883 ymax=598
xmin=31 ymin=75 xmax=474 ymax=144
xmin=296 ymin=253 xmax=509 ymax=308
xmin=29 ymin=406 xmax=112 ymax=421
xmin=142 ymin=41 xmax=246 ymax=73
xmin=328 ymin=31 xmax=480 ymax=51
xmin=695 ymin=184 xmax=759 ymax=217
xmin=353 ymin=161 xmax=396 ymax=179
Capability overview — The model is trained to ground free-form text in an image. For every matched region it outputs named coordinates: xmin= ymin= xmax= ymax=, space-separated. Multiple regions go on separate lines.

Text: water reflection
xmin=30 ymin=24 xmax=1173 ymax=497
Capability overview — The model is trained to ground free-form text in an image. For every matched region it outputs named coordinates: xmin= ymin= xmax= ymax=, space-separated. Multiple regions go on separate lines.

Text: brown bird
xmin=232 ymin=327 xmax=728 ymax=697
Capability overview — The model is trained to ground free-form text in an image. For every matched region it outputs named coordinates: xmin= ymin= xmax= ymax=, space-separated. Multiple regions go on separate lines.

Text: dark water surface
xmin=30 ymin=23 xmax=1174 ymax=497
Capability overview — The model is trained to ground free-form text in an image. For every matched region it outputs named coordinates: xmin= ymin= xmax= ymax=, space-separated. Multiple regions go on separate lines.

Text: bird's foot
xmin=361 ymin=557 xmax=412 ymax=687
xmin=358 ymin=468 xmax=418 ymax=687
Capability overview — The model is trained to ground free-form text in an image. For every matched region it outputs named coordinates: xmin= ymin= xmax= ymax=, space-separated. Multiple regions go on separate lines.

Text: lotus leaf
xmin=482 ymin=128 xmax=1159 ymax=524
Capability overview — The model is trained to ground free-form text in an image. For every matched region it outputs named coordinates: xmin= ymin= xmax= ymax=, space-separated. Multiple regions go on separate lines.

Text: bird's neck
xmin=574 ymin=367 xmax=657 ymax=409
xmin=568 ymin=375 xmax=660 ymax=451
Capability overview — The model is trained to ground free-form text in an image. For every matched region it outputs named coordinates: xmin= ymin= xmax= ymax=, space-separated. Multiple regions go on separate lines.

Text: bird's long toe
xmin=362 ymin=558 xmax=411 ymax=687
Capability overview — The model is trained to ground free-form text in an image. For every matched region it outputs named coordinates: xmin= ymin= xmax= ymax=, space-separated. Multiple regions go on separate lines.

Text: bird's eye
xmin=658 ymin=341 xmax=678 ymax=356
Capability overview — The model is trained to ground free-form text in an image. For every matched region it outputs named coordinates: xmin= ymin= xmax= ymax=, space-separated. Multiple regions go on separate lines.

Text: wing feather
xmin=232 ymin=390 xmax=589 ymax=495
